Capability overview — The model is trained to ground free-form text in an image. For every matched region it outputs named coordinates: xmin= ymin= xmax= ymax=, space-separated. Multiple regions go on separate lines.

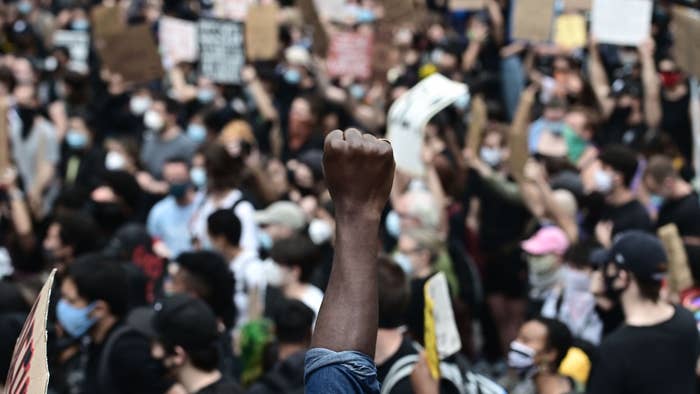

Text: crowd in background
xmin=1 ymin=0 xmax=700 ymax=393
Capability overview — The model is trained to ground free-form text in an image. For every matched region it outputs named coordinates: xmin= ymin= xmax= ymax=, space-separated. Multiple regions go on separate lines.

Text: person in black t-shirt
xmin=588 ymin=231 xmax=700 ymax=394
xmin=591 ymin=145 xmax=652 ymax=248
xmin=135 ymin=294 xmax=244 ymax=394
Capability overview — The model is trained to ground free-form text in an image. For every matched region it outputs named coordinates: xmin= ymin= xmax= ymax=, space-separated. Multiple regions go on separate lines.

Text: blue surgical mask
xmin=393 ymin=252 xmax=413 ymax=275
xmin=187 ymin=124 xmax=207 ymax=143
xmin=385 ymin=210 xmax=401 ymax=239
xmin=57 ymin=299 xmax=97 ymax=338
xmin=258 ymin=231 xmax=273 ymax=251
xmin=594 ymin=169 xmax=613 ymax=194
xmin=190 ymin=167 xmax=207 ymax=188
xmin=650 ymin=194 xmax=665 ymax=209
xmin=197 ymin=89 xmax=215 ymax=104
xmin=66 ymin=130 xmax=88 ymax=149
xmin=169 ymin=182 xmax=190 ymax=199
xmin=71 ymin=19 xmax=90 ymax=31
xmin=350 ymin=84 xmax=366 ymax=100
xmin=284 ymin=69 xmax=301 ymax=85
xmin=17 ymin=1 xmax=32 ymax=15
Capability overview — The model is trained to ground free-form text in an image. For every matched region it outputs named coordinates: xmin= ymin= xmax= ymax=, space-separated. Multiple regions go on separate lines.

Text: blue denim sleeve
xmin=305 ymin=348 xmax=381 ymax=394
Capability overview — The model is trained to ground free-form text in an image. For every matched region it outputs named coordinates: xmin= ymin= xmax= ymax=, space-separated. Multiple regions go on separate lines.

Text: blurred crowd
xmin=0 ymin=0 xmax=700 ymax=393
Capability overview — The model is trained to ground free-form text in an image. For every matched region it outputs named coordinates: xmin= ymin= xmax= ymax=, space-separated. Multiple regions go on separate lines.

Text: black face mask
xmin=609 ymin=106 xmax=633 ymax=127
xmin=16 ymin=106 xmax=37 ymax=139
xmin=604 ymin=267 xmax=627 ymax=302
xmin=91 ymin=202 xmax=127 ymax=235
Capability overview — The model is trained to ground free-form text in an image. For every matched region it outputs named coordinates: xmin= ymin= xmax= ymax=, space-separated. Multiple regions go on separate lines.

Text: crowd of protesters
xmin=1 ymin=0 xmax=700 ymax=393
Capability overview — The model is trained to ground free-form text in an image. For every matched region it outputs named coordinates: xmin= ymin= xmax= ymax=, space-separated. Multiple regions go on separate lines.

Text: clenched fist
xmin=323 ymin=129 xmax=395 ymax=219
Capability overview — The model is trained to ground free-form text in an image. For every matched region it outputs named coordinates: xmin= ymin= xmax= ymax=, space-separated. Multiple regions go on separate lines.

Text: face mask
xmin=308 ymin=219 xmax=332 ymax=245
xmin=610 ymin=106 xmax=633 ymax=126
xmin=349 ymin=84 xmax=366 ymax=100
xmin=186 ymin=124 xmax=207 ymax=143
xmin=562 ymin=266 xmax=591 ymax=292
xmin=169 ymin=183 xmax=190 ymax=200
xmin=507 ymin=341 xmax=536 ymax=371
xmin=57 ymin=299 xmax=97 ymax=338
xmin=660 ymin=71 xmax=683 ymax=89
xmin=258 ymin=231 xmax=273 ymax=251
xmin=284 ymin=69 xmax=301 ymax=85
xmin=66 ymin=130 xmax=87 ymax=150
xmin=385 ymin=210 xmax=401 ymax=239
xmin=527 ymin=254 xmax=559 ymax=274
xmin=105 ymin=151 xmax=126 ymax=171
xmin=130 ymin=96 xmax=152 ymax=115
xmin=44 ymin=56 xmax=58 ymax=72
xmin=594 ymin=169 xmax=613 ymax=194
xmin=17 ymin=1 xmax=32 ymax=15
xmin=479 ymin=147 xmax=502 ymax=167
xmin=197 ymin=89 xmax=216 ymax=104
xmin=393 ymin=252 xmax=413 ymax=275
xmin=71 ymin=19 xmax=90 ymax=31
xmin=92 ymin=202 xmax=127 ymax=233
xmin=190 ymin=167 xmax=206 ymax=189
xmin=144 ymin=110 xmax=165 ymax=131
xmin=604 ymin=266 xmax=626 ymax=301
xmin=650 ymin=194 xmax=665 ymax=209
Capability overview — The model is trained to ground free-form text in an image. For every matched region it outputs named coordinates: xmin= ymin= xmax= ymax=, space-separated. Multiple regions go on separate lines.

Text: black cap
xmin=605 ymin=231 xmax=668 ymax=282
xmin=130 ymin=294 xmax=219 ymax=352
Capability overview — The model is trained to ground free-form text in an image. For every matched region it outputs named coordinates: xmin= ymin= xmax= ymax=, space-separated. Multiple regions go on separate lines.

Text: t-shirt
xmin=588 ymin=306 xmax=700 ymax=394
xmin=601 ymin=199 xmax=653 ymax=236
xmin=194 ymin=376 xmax=244 ymax=394
xmin=657 ymin=192 xmax=700 ymax=236
xmin=146 ymin=192 xmax=203 ymax=257
xmin=140 ymin=131 xmax=197 ymax=178
xmin=376 ymin=338 xmax=417 ymax=394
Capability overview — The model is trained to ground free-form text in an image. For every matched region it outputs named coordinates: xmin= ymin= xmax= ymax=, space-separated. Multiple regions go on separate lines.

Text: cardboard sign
xmin=554 ymin=13 xmax=587 ymax=49
xmin=213 ymin=0 xmax=253 ymax=21
xmin=424 ymin=272 xmax=462 ymax=379
xmin=53 ymin=30 xmax=90 ymax=74
xmin=245 ymin=3 xmax=279 ymax=61
xmin=591 ymin=0 xmax=652 ymax=46
xmin=564 ymin=0 xmax=591 ymax=11
xmin=387 ymin=74 xmax=468 ymax=176
xmin=91 ymin=5 xmax=125 ymax=39
xmin=199 ymin=19 xmax=245 ymax=84
xmin=449 ymin=0 xmax=485 ymax=11
xmin=159 ymin=17 xmax=199 ymax=69
xmin=511 ymin=0 xmax=556 ymax=42
xmin=313 ymin=0 xmax=346 ymax=19
xmin=381 ymin=0 xmax=416 ymax=26
xmin=4 ymin=270 xmax=56 ymax=394
xmin=671 ymin=6 xmax=700 ymax=79
xmin=101 ymin=25 xmax=164 ymax=85
xmin=298 ymin=0 xmax=329 ymax=55
xmin=326 ymin=31 xmax=373 ymax=80
xmin=658 ymin=224 xmax=694 ymax=295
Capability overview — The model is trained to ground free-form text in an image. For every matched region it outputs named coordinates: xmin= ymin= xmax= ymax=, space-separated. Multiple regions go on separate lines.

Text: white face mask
xmin=144 ymin=110 xmax=165 ymax=131
xmin=393 ymin=252 xmax=413 ymax=275
xmin=507 ymin=340 xmax=536 ymax=370
xmin=130 ymin=96 xmax=151 ymax=115
xmin=594 ymin=169 xmax=613 ymax=194
xmin=308 ymin=219 xmax=333 ymax=245
xmin=105 ymin=151 xmax=126 ymax=171
xmin=480 ymin=146 xmax=502 ymax=167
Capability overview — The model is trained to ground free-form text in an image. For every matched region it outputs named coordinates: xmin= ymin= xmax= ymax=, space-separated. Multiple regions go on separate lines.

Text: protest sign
xmin=564 ymin=0 xmax=591 ymax=11
xmin=448 ymin=0 xmax=485 ymax=11
xmin=591 ymin=0 xmax=652 ymax=46
xmin=658 ymin=224 xmax=694 ymax=295
xmin=199 ymin=19 xmax=245 ymax=84
xmin=245 ymin=3 xmax=279 ymax=61
xmin=387 ymin=74 xmax=468 ymax=176
xmin=511 ymin=0 xmax=556 ymax=42
xmin=313 ymin=0 xmax=346 ymax=19
xmin=91 ymin=5 xmax=125 ymax=39
xmin=298 ymin=0 xmax=329 ymax=55
xmin=213 ymin=0 xmax=253 ymax=21
xmin=101 ymin=25 xmax=164 ymax=85
xmin=424 ymin=272 xmax=462 ymax=379
xmin=381 ymin=0 xmax=416 ymax=26
xmin=326 ymin=31 xmax=373 ymax=80
xmin=671 ymin=6 xmax=700 ymax=80
xmin=4 ymin=269 xmax=56 ymax=394
xmin=53 ymin=30 xmax=90 ymax=73
xmin=554 ymin=14 xmax=587 ymax=49
xmin=159 ymin=17 xmax=198 ymax=69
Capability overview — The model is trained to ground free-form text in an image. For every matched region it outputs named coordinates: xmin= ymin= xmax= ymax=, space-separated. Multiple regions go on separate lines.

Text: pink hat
xmin=522 ymin=226 xmax=570 ymax=256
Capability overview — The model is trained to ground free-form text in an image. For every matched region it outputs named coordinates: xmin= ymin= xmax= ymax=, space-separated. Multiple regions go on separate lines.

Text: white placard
xmin=425 ymin=272 xmax=462 ymax=359
xmin=386 ymin=74 xmax=468 ymax=176
xmin=53 ymin=30 xmax=90 ymax=73
xmin=591 ymin=0 xmax=652 ymax=46
xmin=159 ymin=17 xmax=198 ymax=69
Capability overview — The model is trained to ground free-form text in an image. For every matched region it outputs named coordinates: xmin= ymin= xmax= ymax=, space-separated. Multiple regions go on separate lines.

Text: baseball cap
xmin=129 ymin=294 xmax=219 ymax=352
xmin=603 ymin=230 xmax=668 ymax=282
xmin=255 ymin=201 xmax=306 ymax=231
xmin=522 ymin=226 xmax=570 ymax=256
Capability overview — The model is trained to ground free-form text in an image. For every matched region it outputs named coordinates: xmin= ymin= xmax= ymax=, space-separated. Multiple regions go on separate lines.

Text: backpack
xmin=380 ymin=344 xmax=505 ymax=394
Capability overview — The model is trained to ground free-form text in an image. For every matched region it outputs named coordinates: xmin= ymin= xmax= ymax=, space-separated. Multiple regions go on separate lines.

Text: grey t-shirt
xmin=140 ymin=130 xmax=197 ymax=178
xmin=9 ymin=111 xmax=59 ymax=190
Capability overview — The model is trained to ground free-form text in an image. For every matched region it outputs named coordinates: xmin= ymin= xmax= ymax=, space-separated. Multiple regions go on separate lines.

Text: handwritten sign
xmin=554 ymin=13 xmax=587 ymax=49
xmin=424 ymin=272 xmax=462 ymax=379
xmin=449 ymin=0 xmax=485 ymax=11
xmin=101 ymin=25 xmax=164 ymax=84
xmin=326 ymin=31 xmax=373 ymax=80
xmin=159 ymin=17 xmax=198 ymax=69
xmin=671 ymin=6 xmax=700 ymax=79
xmin=591 ymin=0 xmax=652 ymax=46
xmin=198 ymin=19 xmax=245 ymax=84
xmin=53 ymin=30 xmax=90 ymax=73
xmin=213 ymin=0 xmax=253 ymax=21
xmin=387 ymin=74 xmax=468 ymax=176
xmin=511 ymin=0 xmax=556 ymax=42
xmin=245 ymin=3 xmax=279 ymax=61
xmin=4 ymin=270 xmax=56 ymax=394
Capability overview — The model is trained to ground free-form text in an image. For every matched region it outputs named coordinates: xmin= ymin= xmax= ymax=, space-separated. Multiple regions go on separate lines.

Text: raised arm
xmin=311 ymin=128 xmax=395 ymax=356
xmin=587 ymin=40 xmax=615 ymax=119
xmin=638 ymin=39 xmax=661 ymax=129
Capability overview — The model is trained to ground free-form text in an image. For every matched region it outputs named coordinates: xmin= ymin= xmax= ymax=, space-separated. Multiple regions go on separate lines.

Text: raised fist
xmin=323 ymin=129 xmax=395 ymax=219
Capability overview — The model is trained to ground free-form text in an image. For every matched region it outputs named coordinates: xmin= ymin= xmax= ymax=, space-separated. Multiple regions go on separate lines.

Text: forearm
xmin=588 ymin=45 xmax=614 ymax=118
xmin=246 ymin=78 xmax=278 ymax=122
xmin=8 ymin=187 xmax=32 ymax=236
xmin=462 ymin=42 xmax=482 ymax=72
xmin=311 ymin=214 xmax=380 ymax=356
xmin=641 ymin=53 xmax=661 ymax=128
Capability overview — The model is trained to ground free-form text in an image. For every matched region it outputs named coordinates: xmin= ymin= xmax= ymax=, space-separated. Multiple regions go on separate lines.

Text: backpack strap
xmin=97 ymin=325 xmax=134 ymax=394
xmin=380 ymin=354 xmax=421 ymax=394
